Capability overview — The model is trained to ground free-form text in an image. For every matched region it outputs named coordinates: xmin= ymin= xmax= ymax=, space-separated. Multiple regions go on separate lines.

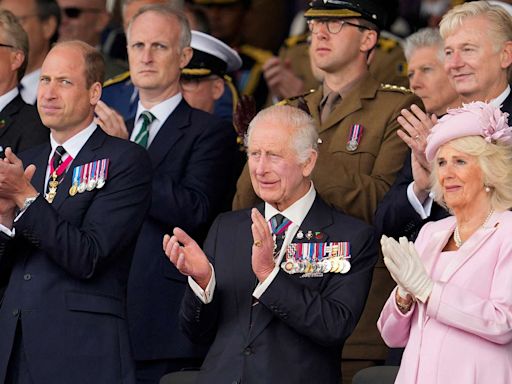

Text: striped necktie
xmin=134 ymin=111 xmax=155 ymax=148
xmin=270 ymin=214 xmax=292 ymax=255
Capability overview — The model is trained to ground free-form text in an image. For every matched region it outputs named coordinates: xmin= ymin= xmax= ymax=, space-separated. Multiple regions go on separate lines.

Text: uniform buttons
xmin=23 ymin=273 xmax=32 ymax=281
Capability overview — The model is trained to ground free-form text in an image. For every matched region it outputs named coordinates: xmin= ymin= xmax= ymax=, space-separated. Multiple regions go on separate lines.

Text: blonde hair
xmin=440 ymin=1 xmax=512 ymax=52
xmin=430 ymin=136 xmax=512 ymax=211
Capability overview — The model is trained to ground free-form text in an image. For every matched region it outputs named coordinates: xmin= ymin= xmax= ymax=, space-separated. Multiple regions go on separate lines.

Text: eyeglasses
xmin=62 ymin=7 xmax=102 ymax=19
xmin=307 ymin=18 xmax=371 ymax=34
xmin=0 ymin=43 xmax=15 ymax=49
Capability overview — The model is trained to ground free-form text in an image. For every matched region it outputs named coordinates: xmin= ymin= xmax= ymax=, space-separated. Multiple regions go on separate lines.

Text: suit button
xmin=23 ymin=273 xmax=31 ymax=281
xmin=12 ymin=309 xmax=19 ymax=317
xmin=243 ymin=347 xmax=252 ymax=356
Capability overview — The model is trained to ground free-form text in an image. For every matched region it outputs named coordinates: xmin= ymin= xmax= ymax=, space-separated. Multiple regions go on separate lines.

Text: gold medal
xmin=69 ymin=184 xmax=78 ymax=196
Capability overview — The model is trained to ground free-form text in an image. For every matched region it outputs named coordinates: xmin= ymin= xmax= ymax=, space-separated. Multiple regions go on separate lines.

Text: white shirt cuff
xmin=188 ymin=263 xmax=216 ymax=304
xmin=252 ymin=265 xmax=280 ymax=299
xmin=407 ymin=182 xmax=433 ymax=219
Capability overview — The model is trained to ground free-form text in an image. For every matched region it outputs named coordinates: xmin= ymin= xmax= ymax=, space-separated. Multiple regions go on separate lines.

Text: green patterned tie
xmin=134 ymin=111 xmax=155 ymax=148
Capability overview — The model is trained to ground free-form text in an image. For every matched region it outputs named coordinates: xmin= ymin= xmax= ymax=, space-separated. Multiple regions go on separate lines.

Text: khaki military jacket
xmin=234 ymin=73 xmax=420 ymax=224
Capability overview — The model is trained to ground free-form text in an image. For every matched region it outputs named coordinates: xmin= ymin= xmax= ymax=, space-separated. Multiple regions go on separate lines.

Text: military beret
xmin=182 ymin=30 xmax=242 ymax=79
xmin=304 ymin=0 xmax=387 ymax=30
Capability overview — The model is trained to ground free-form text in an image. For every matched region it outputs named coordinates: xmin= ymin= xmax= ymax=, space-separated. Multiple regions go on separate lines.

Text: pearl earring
xmin=485 ymin=185 xmax=491 ymax=193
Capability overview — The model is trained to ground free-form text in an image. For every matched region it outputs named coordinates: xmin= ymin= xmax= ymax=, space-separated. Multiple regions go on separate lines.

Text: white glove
xmin=380 ymin=236 xmax=410 ymax=299
xmin=381 ymin=235 xmax=433 ymax=303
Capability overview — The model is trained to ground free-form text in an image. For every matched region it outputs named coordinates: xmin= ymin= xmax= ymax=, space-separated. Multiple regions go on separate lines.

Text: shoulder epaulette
xmin=277 ymin=89 xmax=316 ymax=106
xmin=378 ymin=37 xmax=399 ymax=53
xmin=103 ymin=71 xmax=130 ymax=87
xmin=284 ymin=33 xmax=309 ymax=48
xmin=380 ymin=83 xmax=413 ymax=93
xmin=239 ymin=45 xmax=274 ymax=65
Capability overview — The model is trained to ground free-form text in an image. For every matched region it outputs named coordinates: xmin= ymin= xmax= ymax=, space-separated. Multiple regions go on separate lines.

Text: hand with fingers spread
xmin=381 ymin=235 xmax=433 ymax=303
xmin=95 ymin=100 xmax=130 ymax=140
xmin=397 ymin=104 xmax=437 ymax=170
xmin=250 ymin=208 xmax=276 ymax=282
xmin=163 ymin=227 xmax=212 ymax=290
xmin=0 ymin=147 xmax=38 ymax=208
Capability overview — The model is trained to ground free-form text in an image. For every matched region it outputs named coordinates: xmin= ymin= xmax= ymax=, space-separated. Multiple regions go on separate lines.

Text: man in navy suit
xmin=164 ymin=105 xmax=378 ymax=384
xmin=116 ymin=5 xmax=238 ymax=383
xmin=0 ymin=9 xmax=48 ymax=155
xmin=0 ymin=41 xmax=151 ymax=383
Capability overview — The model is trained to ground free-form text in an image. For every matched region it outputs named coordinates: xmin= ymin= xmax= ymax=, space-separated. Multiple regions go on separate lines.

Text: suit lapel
xmin=30 ymin=144 xmax=52 ymax=194
xmin=314 ymin=74 xmax=380 ymax=133
xmin=51 ymin=127 xmax=106 ymax=209
xmin=0 ymin=96 xmax=23 ymax=140
xmin=439 ymin=213 xmax=500 ymax=282
xmin=248 ymin=197 xmax=332 ymax=343
xmin=146 ymin=100 xmax=189 ymax=169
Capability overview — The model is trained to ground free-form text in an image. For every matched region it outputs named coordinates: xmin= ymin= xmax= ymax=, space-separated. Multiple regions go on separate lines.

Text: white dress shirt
xmin=189 ymin=182 xmax=317 ymax=304
xmin=130 ymin=93 xmax=182 ymax=147
xmin=20 ymin=68 xmax=41 ymax=105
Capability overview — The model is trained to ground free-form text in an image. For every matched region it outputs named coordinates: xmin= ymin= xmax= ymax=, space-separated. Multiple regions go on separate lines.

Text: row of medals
xmin=69 ymin=176 xmax=106 ymax=196
xmin=281 ymin=256 xmax=351 ymax=275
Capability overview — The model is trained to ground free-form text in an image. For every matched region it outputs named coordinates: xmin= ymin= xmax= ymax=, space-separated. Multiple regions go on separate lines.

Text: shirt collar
xmin=49 ymin=122 xmax=97 ymax=159
xmin=0 ymin=87 xmax=19 ymax=112
xmin=491 ymin=85 xmax=511 ymax=108
xmin=264 ymin=182 xmax=316 ymax=228
xmin=135 ymin=93 xmax=183 ymax=124
xmin=20 ymin=68 xmax=41 ymax=104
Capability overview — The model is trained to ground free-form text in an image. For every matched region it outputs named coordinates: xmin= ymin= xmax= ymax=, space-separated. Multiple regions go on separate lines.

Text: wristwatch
xmin=20 ymin=194 xmax=40 ymax=212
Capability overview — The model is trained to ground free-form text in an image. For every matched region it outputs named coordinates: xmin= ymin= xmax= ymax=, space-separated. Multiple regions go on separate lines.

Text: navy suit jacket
xmin=374 ymin=92 xmax=512 ymax=240
xmin=181 ymin=195 xmax=378 ymax=384
xmin=0 ymin=94 xmax=48 ymax=154
xmin=127 ymin=99 xmax=238 ymax=360
xmin=0 ymin=127 xmax=152 ymax=383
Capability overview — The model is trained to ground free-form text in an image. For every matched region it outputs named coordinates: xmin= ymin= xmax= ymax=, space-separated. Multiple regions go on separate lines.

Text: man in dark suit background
xmin=0 ymin=10 xmax=47 ymax=155
xmin=375 ymin=2 xmax=512 ymax=241
xmin=0 ymin=40 xmax=151 ymax=383
xmin=113 ymin=5 xmax=238 ymax=383
xmin=164 ymin=105 xmax=378 ymax=384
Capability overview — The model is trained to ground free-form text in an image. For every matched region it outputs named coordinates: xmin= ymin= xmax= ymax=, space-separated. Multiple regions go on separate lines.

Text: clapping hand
xmin=381 ymin=235 xmax=433 ymax=302
xmin=163 ymin=228 xmax=212 ymax=290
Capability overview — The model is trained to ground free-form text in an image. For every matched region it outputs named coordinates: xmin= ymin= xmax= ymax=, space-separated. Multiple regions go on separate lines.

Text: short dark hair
xmin=52 ymin=41 xmax=105 ymax=88
xmin=35 ymin=0 xmax=61 ymax=45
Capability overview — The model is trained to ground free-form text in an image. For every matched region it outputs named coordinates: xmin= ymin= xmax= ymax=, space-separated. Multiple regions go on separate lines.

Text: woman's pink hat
xmin=425 ymin=101 xmax=512 ymax=161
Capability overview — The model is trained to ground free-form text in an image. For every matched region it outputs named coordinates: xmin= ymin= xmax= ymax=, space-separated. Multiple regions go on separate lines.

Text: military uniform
xmin=233 ymin=73 xmax=421 ymax=383
xmin=235 ymin=44 xmax=274 ymax=110
xmin=101 ymin=71 xmax=138 ymax=121
xmin=268 ymin=32 xmax=409 ymax=106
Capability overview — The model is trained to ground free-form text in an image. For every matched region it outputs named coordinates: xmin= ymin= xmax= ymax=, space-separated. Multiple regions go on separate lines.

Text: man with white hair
xmin=164 ymin=104 xmax=378 ymax=384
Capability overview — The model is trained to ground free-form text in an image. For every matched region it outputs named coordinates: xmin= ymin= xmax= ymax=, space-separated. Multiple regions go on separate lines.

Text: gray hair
xmin=403 ymin=28 xmax=444 ymax=62
xmin=0 ymin=9 xmax=28 ymax=81
xmin=440 ymin=1 xmax=512 ymax=52
xmin=430 ymin=136 xmax=512 ymax=211
xmin=244 ymin=105 xmax=319 ymax=164
xmin=127 ymin=4 xmax=191 ymax=50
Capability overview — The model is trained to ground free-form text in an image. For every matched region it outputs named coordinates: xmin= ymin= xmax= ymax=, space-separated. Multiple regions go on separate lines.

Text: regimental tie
xmin=46 ymin=145 xmax=73 ymax=203
xmin=320 ymin=92 xmax=341 ymax=123
xmin=270 ymin=214 xmax=292 ymax=257
xmin=134 ymin=110 xmax=156 ymax=149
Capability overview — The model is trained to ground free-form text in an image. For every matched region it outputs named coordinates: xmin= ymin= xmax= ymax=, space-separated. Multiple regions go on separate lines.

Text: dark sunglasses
xmin=62 ymin=7 xmax=102 ymax=19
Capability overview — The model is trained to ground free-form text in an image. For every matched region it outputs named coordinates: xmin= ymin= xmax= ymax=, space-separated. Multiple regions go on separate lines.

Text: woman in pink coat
xmin=377 ymin=102 xmax=512 ymax=383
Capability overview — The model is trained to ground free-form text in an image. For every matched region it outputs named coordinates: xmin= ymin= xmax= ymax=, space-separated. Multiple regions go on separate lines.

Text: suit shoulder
xmin=103 ymin=71 xmax=131 ymax=88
